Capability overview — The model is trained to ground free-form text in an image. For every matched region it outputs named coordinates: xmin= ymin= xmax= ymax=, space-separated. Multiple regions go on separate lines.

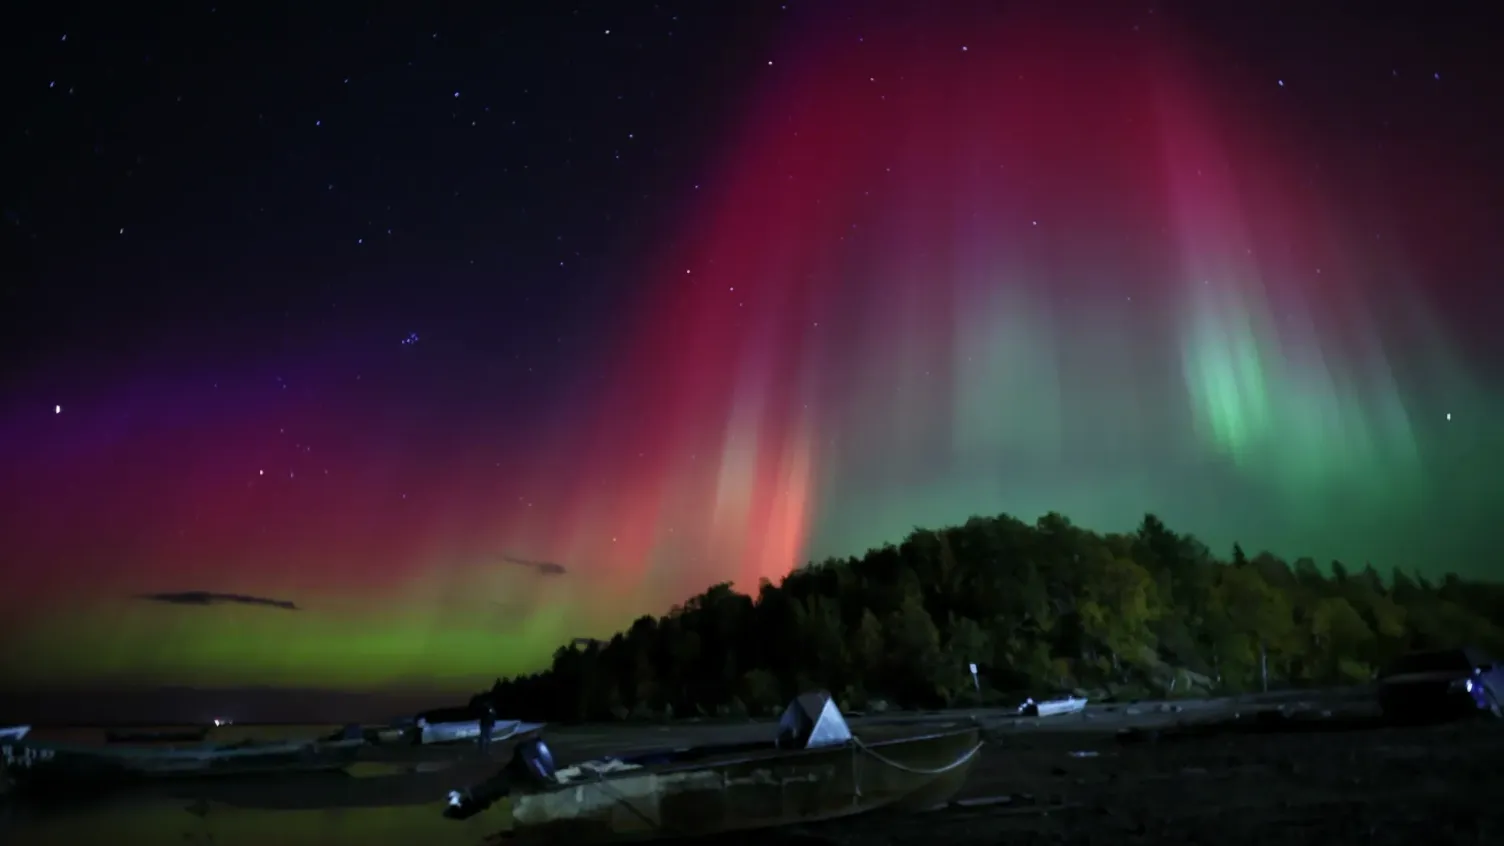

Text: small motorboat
xmin=411 ymin=707 xmax=540 ymax=746
xmin=0 ymin=725 xmax=30 ymax=742
xmin=444 ymin=691 xmax=983 ymax=844
xmin=1017 ymin=695 xmax=1089 ymax=718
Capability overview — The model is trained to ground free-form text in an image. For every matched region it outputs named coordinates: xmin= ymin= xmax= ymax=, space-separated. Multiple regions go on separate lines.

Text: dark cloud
xmin=137 ymin=591 xmax=300 ymax=610
xmin=499 ymin=555 xmax=567 ymax=576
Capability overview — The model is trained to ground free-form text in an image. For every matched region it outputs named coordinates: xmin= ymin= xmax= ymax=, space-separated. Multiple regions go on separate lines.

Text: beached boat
xmin=0 ymin=735 xmax=369 ymax=793
xmin=1017 ymin=695 xmax=1089 ymax=718
xmin=444 ymin=692 xmax=984 ymax=844
xmin=412 ymin=708 xmax=537 ymax=746
xmin=0 ymin=725 xmax=29 ymax=742
xmin=1 ymin=715 xmax=547 ymax=803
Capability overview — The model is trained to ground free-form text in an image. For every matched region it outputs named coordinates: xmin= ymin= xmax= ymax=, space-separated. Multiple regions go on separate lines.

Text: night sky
xmin=3 ymin=2 xmax=1502 ymax=701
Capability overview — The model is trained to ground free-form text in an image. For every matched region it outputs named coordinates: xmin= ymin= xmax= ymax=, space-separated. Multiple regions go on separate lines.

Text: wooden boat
xmin=445 ymin=692 xmax=984 ymax=844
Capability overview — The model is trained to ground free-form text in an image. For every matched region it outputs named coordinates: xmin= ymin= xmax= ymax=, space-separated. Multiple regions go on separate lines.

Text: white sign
xmin=2 ymin=745 xmax=55 ymax=770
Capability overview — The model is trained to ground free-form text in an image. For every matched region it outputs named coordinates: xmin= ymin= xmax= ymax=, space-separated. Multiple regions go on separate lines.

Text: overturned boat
xmin=444 ymin=691 xmax=983 ymax=844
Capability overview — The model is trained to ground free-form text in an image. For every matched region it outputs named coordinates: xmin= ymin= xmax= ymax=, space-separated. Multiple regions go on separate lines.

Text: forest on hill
xmin=483 ymin=512 xmax=1504 ymax=722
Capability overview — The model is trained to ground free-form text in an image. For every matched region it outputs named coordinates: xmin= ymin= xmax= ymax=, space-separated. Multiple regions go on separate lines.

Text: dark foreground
xmin=785 ymin=717 xmax=1504 ymax=846
xmin=4 ymin=699 xmax=1502 ymax=845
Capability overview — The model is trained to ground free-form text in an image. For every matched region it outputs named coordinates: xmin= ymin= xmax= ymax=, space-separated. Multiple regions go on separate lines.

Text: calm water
xmin=2 ymin=725 xmax=505 ymax=846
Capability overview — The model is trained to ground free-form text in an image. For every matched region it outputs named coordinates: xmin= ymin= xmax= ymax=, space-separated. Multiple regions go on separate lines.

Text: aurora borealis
xmin=3 ymin=4 xmax=1500 ymax=698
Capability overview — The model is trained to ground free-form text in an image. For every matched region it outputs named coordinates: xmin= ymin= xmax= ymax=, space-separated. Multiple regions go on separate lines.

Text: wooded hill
xmin=484 ymin=512 xmax=1504 ymax=722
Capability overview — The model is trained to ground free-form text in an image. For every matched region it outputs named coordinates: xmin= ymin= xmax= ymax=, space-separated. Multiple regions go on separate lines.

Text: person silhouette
xmin=477 ymin=699 xmax=498 ymax=755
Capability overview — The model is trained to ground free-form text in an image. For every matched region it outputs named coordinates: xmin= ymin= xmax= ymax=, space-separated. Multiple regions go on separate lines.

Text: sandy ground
xmin=4 ymin=690 xmax=1501 ymax=845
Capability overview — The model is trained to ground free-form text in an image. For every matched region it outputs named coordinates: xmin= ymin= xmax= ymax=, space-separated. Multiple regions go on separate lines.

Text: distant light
xmin=1445 ymin=412 xmax=1452 ymax=421
xmin=453 ymin=91 xmax=460 ymax=98
xmin=1277 ymin=79 xmax=1285 ymax=87
xmin=54 ymin=404 xmax=61 ymax=414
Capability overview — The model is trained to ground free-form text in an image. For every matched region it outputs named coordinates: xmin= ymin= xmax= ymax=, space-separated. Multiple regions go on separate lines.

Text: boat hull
xmin=1 ymin=738 xmax=368 ymax=794
xmin=420 ymin=719 xmax=540 ymax=746
xmin=506 ymin=726 xmax=982 ymax=844
xmin=3 ymin=724 xmax=547 ymax=809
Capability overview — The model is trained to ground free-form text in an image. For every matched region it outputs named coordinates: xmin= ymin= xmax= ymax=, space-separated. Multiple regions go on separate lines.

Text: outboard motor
xmin=444 ymin=738 xmax=557 ymax=821
xmin=508 ymin=738 xmax=557 ymax=784
xmin=775 ymin=691 xmax=853 ymax=750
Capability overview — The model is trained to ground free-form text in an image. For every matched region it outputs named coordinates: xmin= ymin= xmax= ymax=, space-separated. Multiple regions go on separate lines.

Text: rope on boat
xmin=851 ymin=737 xmax=985 ymax=776
xmin=517 ymin=735 xmax=984 ymax=838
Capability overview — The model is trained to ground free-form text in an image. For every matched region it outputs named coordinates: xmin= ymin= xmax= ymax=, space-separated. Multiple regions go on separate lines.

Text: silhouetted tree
xmin=482 ymin=511 xmax=1504 ymax=721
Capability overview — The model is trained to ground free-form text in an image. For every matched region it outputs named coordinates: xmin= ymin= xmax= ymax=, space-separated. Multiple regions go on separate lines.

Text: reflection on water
xmin=2 ymin=725 xmax=505 ymax=846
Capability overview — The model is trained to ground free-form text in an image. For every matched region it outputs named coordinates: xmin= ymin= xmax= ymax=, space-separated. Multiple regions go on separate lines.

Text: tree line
xmin=480 ymin=512 xmax=1504 ymax=722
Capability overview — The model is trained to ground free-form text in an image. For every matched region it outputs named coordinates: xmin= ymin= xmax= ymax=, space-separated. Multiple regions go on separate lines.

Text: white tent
xmin=776 ymin=690 xmax=852 ymax=749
